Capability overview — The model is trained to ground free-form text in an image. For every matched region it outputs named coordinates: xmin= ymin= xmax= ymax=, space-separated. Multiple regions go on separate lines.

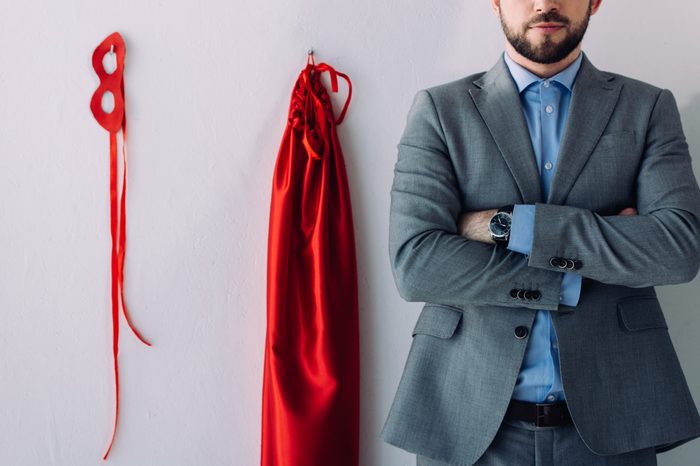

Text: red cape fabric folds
xmin=261 ymin=58 xmax=359 ymax=465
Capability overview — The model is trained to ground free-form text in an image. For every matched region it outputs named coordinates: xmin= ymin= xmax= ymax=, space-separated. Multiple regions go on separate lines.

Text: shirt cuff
xmin=508 ymin=204 xmax=535 ymax=255
xmin=560 ymin=273 xmax=582 ymax=306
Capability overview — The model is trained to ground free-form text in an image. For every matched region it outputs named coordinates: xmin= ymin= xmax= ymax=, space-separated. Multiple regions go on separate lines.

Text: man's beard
xmin=500 ymin=7 xmax=591 ymax=64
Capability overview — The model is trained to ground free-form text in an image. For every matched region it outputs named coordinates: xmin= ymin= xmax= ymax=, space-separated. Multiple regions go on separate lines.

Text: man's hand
xmin=458 ymin=207 xmax=638 ymax=244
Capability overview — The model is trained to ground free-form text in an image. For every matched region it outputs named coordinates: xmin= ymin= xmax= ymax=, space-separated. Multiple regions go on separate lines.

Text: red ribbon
xmin=90 ymin=31 xmax=151 ymax=460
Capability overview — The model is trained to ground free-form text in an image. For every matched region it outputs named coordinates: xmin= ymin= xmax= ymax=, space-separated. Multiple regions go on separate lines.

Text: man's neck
xmin=504 ymin=43 xmax=583 ymax=78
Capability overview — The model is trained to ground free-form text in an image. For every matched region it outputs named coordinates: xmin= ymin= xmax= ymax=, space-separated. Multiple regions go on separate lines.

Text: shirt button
xmin=545 ymin=105 xmax=554 ymax=114
xmin=543 ymin=80 xmax=550 ymax=88
xmin=559 ymin=295 xmax=564 ymax=301
xmin=544 ymin=162 xmax=553 ymax=170
xmin=547 ymin=394 xmax=556 ymax=402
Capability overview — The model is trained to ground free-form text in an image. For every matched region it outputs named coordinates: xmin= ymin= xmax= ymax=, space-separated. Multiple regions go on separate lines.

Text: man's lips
xmin=530 ymin=22 xmax=566 ymax=33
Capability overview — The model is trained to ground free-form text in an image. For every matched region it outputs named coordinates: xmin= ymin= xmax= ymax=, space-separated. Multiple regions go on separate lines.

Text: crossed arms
xmin=390 ymin=89 xmax=700 ymax=311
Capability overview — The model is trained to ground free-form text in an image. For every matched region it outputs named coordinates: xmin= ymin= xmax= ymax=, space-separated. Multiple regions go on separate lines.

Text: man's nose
xmin=533 ymin=0 xmax=559 ymax=13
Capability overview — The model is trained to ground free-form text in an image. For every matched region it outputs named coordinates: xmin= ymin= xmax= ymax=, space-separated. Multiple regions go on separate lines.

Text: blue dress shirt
xmin=503 ymin=52 xmax=583 ymax=403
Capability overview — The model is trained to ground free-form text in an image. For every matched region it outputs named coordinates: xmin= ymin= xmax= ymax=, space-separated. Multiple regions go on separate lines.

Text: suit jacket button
xmin=514 ymin=326 xmax=529 ymax=339
xmin=573 ymin=260 xmax=583 ymax=270
xmin=510 ymin=289 xmax=520 ymax=299
xmin=549 ymin=257 xmax=565 ymax=268
xmin=531 ymin=291 xmax=541 ymax=301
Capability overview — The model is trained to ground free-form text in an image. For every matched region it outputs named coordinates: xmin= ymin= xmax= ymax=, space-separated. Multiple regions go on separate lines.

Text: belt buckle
xmin=535 ymin=403 xmax=550 ymax=427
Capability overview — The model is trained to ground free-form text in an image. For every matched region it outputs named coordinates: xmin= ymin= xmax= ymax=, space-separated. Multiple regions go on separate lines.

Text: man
xmin=382 ymin=0 xmax=700 ymax=465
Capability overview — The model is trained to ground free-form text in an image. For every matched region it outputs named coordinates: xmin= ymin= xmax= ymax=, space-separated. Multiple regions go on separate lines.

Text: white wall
xmin=0 ymin=1 xmax=698 ymax=465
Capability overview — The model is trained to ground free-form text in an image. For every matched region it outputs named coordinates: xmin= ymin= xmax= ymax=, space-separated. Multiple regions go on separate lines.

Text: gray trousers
xmin=416 ymin=419 xmax=657 ymax=466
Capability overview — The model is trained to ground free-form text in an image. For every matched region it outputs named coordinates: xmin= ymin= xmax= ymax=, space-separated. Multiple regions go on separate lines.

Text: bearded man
xmin=382 ymin=1 xmax=700 ymax=465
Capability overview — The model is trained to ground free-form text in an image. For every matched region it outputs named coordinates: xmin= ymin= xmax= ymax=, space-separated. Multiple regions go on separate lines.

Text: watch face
xmin=489 ymin=212 xmax=511 ymax=237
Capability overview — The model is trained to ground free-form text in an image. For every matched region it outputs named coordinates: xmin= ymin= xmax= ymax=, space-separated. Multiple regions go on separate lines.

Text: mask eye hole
xmin=101 ymin=90 xmax=115 ymax=114
xmin=102 ymin=51 xmax=117 ymax=75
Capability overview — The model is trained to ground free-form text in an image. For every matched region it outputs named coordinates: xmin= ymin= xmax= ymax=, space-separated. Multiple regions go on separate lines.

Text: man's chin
xmin=525 ymin=32 xmax=564 ymax=50
xmin=517 ymin=41 xmax=576 ymax=65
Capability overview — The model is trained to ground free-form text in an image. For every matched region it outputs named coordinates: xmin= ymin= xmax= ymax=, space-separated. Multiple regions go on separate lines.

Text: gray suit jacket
xmin=382 ymin=55 xmax=700 ymax=465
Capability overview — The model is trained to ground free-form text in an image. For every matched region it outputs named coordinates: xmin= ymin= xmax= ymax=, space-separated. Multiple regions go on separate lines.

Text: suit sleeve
xmin=510 ymin=205 xmax=582 ymax=306
xmin=527 ymin=89 xmax=700 ymax=287
xmin=390 ymin=90 xmax=565 ymax=311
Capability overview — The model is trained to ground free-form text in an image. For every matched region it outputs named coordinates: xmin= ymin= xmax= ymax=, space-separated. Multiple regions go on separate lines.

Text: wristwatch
xmin=488 ymin=205 xmax=514 ymax=245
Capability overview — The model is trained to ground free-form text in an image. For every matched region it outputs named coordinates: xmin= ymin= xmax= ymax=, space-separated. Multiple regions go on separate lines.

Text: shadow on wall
xmin=680 ymin=94 xmax=700 ymax=293
xmin=681 ymin=95 xmax=700 ymax=178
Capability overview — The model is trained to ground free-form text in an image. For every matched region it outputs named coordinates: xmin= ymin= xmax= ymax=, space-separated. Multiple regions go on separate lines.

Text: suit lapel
xmin=469 ymin=58 xmax=542 ymax=204
xmin=547 ymin=56 xmax=622 ymax=205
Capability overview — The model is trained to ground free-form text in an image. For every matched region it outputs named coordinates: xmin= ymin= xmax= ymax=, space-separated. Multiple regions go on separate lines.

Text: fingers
xmin=618 ymin=207 xmax=638 ymax=216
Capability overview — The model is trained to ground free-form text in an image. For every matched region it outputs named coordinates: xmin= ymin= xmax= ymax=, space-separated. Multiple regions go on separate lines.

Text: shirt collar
xmin=503 ymin=51 xmax=583 ymax=93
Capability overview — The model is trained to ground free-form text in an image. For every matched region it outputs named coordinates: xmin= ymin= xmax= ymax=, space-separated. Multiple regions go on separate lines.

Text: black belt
xmin=505 ymin=399 xmax=573 ymax=427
